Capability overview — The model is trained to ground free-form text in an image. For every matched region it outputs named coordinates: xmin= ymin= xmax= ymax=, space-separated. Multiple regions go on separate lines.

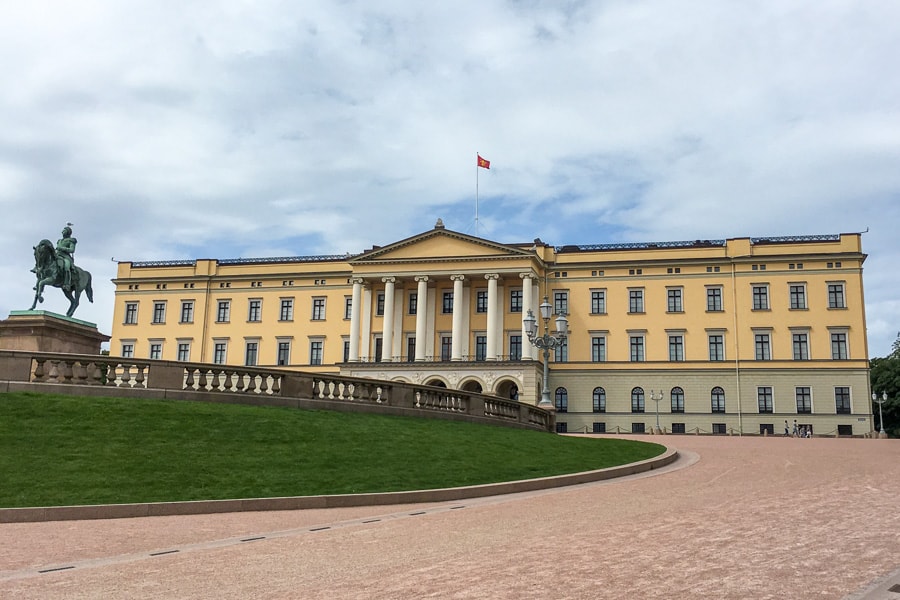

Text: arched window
xmin=631 ymin=387 xmax=645 ymax=413
xmin=555 ymin=387 xmax=568 ymax=412
xmin=592 ymin=387 xmax=606 ymax=413
xmin=711 ymin=386 xmax=726 ymax=413
xmin=671 ymin=387 xmax=685 ymax=413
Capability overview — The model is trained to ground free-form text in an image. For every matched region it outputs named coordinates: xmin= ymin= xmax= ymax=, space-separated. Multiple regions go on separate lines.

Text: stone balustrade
xmin=0 ymin=350 xmax=554 ymax=432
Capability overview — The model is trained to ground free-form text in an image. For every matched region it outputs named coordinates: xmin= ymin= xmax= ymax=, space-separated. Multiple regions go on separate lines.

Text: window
xmin=345 ymin=297 xmax=353 ymax=320
xmin=708 ymin=334 xmax=725 ymax=361
xmin=667 ymin=288 xmax=683 ymax=312
xmin=121 ymin=343 xmax=134 ymax=358
xmin=245 ymin=341 xmax=258 ymax=366
xmin=712 ymin=423 xmax=727 ymax=435
xmin=671 ymin=423 xmax=686 ymax=434
xmin=149 ymin=343 xmax=162 ymax=360
xmin=669 ymin=335 xmax=684 ymax=362
xmin=795 ymin=387 xmax=812 ymax=414
xmin=554 ymin=291 xmax=568 ymax=315
xmin=671 ymin=387 xmax=685 ymax=413
xmin=755 ymin=333 xmax=771 ymax=360
xmin=279 ymin=299 xmax=293 ymax=321
xmin=752 ymin=285 xmax=769 ymax=310
xmin=835 ymin=387 xmax=851 ymax=414
xmin=631 ymin=387 xmax=645 ymax=413
xmin=510 ymin=289 xmax=522 ymax=313
xmin=376 ymin=293 xmax=385 ymax=316
xmin=629 ymin=289 xmax=644 ymax=313
xmin=177 ymin=342 xmax=190 ymax=361
xmin=475 ymin=335 xmax=487 ymax=361
xmin=707 ymin=287 xmax=723 ymax=311
xmin=180 ymin=301 xmax=194 ymax=323
xmin=277 ymin=341 xmax=291 ymax=366
xmin=554 ymin=338 xmax=568 ymax=362
xmin=241 ymin=299 xmax=258 ymax=322
xmin=309 ymin=340 xmax=323 ymax=365
xmin=792 ymin=333 xmax=809 ymax=360
xmin=216 ymin=301 xmax=230 ymax=323
xmin=711 ymin=387 xmax=726 ymax=413
xmin=345 ymin=339 xmax=352 ymax=363
xmin=630 ymin=335 xmax=645 ymax=362
xmin=591 ymin=336 xmax=606 ymax=362
xmin=757 ymin=387 xmax=774 ymax=413
xmin=124 ymin=302 xmax=138 ymax=324
xmin=442 ymin=291 xmax=453 ymax=314
xmin=311 ymin=298 xmax=326 ymax=320
xmin=440 ymin=336 xmax=452 ymax=361
xmin=592 ymin=422 xmax=606 ymax=433
xmin=555 ymin=387 xmax=568 ymax=412
xmin=374 ymin=338 xmax=383 ymax=363
xmin=152 ymin=302 xmax=166 ymax=324
xmin=476 ymin=290 xmax=488 ymax=313
xmin=556 ymin=422 xmax=568 ymax=433
xmin=408 ymin=292 xmax=417 ymax=315
xmin=406 ymin=337 xmax=415 ymax=362
xmin=591 ymin=290 xmax=606 ymax=314
xmin=789 ymin=285 xmax=807 ymax=310
xmin=632 ymin=422 xmax=646 ymax=433
xmin=828 ymin=283 xmax=846 ymax=308
xmin=213 ymin=342 xmax=227 ymax=364
xmin=831 ymin=332 xmax=848 ymax=359
xmin=509 ymin=335 xmax=522 ymax=361
xmin=592 ymin=387 xmax=606 ymax=413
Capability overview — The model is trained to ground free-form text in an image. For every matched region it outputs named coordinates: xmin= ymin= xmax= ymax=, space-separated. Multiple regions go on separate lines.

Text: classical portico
xmin=339 ymin=222 xmax=547 ymax=403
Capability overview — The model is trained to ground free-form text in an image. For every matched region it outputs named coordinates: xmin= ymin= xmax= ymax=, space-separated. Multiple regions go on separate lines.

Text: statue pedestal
xmin=0 ymin=311 xmax=110 ymax=355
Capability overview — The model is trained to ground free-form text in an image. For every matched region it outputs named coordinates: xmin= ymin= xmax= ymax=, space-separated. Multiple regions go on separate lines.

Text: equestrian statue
xmin=29 ymin=223 xmax=94 ymax=318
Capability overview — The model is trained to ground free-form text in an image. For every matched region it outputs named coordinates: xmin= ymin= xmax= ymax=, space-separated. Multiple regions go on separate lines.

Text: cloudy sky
xmin=2 ymin=1 xmax=898 ymax=356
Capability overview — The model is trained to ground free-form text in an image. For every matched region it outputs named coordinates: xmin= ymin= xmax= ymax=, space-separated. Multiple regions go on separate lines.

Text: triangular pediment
xmin=351 ymin=227 xmax=535 ymax=264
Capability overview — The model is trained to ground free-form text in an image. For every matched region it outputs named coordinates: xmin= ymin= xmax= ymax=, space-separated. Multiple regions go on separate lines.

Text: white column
xmin=349 ymin=277 xmax=363 ymax=362
xmin=451 ymin=275 xmax=465 ymax=360
xmin=520 ymin=273 xmax=534 ymax=360
xmin=485 ymin=274 xmax=500 ymax=360
xmin=415 ymin=276 xmax=429 ymax=361
xmin=381 ymin=277 xmax=396 ymax=362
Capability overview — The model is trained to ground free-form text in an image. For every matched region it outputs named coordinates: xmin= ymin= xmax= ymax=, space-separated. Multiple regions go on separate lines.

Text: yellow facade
xmin=110 ymin=222 xmax=873 ymax=435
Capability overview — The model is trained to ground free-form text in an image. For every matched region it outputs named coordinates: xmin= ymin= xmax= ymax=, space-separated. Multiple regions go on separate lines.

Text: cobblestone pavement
xmin=1 ymin=436 xmax=898 ymax=599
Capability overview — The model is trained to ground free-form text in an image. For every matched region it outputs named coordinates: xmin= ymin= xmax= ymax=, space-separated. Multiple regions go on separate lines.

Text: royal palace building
xmin=110 ymin=220 xmax=874 ymax=436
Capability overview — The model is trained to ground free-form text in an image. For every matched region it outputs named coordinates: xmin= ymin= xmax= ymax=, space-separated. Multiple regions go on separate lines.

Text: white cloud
xmin=1 ymin=0 xmax=899 ymax=355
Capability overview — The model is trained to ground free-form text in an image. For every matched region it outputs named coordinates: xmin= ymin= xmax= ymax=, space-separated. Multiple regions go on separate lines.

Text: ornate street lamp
xmin=873 ymin=391 xmax=887 ymax=438
xmin=649 ymin=389 xmax=665 ymax=433
xmin=524 ymin=296 xmax=568 ymax=409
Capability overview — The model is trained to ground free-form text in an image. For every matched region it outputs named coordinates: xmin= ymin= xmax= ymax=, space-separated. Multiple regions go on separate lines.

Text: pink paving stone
xmin=0 ymin=435 xmax=898 ymax=599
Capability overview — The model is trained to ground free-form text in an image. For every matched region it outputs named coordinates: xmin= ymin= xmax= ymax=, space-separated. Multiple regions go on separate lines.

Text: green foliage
xmin=0 ymin=392 xmax=664 ymax=508
xmin=869 ymin=332 xmax=900 ymax=437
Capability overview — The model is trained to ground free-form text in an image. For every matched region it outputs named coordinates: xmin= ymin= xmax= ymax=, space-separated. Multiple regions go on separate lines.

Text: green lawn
xmin=0 ymin=391 xmax=665 ymax=508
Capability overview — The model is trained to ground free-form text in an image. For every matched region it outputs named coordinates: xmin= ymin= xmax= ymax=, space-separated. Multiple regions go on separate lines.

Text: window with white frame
xmin=591 ymin=289 xmax=606 ymax=314
xmin=213 ymin=341 xmax=228 ymax=364
xmin=180 ymin=300 xmax=194 ymax=323
xmin=827 ymin=282 xmax=846 ymax=308
xmin=309 ymin=339 xmax=324 ymax=365
xmin=754 ymin=333 xmax=771 ymax=360
xmin=792 ymin=332 xmax=809 ymax=360
xmin=124 ymin=302 xmax=138 ymax=324
xmin=593 ymin=387 xmax=606 ymax=413
xmin=671 ymin=387 xmax=685 ymax=413
xmin=216 ymin=300 xmax=230 ymax=323
xmin=277 ymin=340 xmax=291 ymax=366
xmin=554 ymin=291 xmax=568 ymax=315
xmin=442 ymin=291 xmax=453 ymax=314
xmin=509 ymin=335 xmax=522 ymax=361
xmin=795 ymin=386 xmax=812 ymax=414
xmin=121 ymin=342 xmax=134 ymax=358
xmin=177 ymin=342 xmax=191 ymax=361
xmin=279 ymin=298 xmax=294 ymax=321
xmin=476 ymin=290 xmax=488 ymax=313
xmin=757 ymin=386 xmax=774 ymax=413
xmin=669 ymin=334 xmax=684 ymax=361
xmin=706 ymin=286 xmax=723 ymax=311
xmin=631 ymin=387 xmax=645 ymax=413
xmin=555 ymin=387 xmax=568 ymax=412
xmin=311 ymin=297 xmax=326 ymax=320
xmin=667 ymin=288 xmax=683 ymax=312
xmin=711 ymin=387 xmax=726 ymax=413
xmin=245 ymin=341 xmax=259 ymax=366
xmin=591 ymin=335 xmax=606 ymax=362
xmin=628 ymin=288 xmax=644 ymax=313
xmin=835 ymin=387 xmax=851 ymax=414
xmin=554 ymin=338 xmax=568 ymax=362
xmin=830 ymin=331 xmax=849 ymax=359
xmin=630 ymin=335 xmax=645 ymax=362
xmin=344 ymin=296 xmax=353 ymax=320
xmin=752 ymin=284 xmax=769 ymax=310
xmin=149 ymin=342 xmax=162 ymax=360
xmin=248 ymin=299 xmax=262 ymax=322
xmin=708 ymin=333 xmax=725 ymax=361
xmin=789 ymin=284 xmax=807 ymax=310
xmin=152 ymin=301 xmax=166 ymax=324
xmin=509 ymin=289 xmax=522 ymax=313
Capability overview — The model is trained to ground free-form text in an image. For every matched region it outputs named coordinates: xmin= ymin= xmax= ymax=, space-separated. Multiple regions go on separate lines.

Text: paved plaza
xmin=1 ymin=435 xmax=898 ymax=599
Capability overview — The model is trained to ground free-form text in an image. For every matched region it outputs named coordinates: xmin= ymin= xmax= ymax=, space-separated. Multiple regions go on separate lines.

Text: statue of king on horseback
xmin=29 ymin=223 xmax=94 ymax=318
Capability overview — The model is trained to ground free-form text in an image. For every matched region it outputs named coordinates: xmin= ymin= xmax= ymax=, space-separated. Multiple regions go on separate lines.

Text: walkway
xmin=1 ymin=436 xmax=898 ymax=599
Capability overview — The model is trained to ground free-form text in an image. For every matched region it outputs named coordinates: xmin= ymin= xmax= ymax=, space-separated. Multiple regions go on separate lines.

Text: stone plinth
xmin=0 ymin=311 xmax=110 ymax=355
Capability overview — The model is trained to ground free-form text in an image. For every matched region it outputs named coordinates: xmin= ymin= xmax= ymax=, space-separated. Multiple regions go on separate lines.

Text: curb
xmin=0 ymin=448 xmax=678 ymax=523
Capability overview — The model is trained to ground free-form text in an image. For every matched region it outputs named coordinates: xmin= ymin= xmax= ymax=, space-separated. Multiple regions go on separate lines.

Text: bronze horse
xmin=29 ymin=239 xmax=94 ymax=317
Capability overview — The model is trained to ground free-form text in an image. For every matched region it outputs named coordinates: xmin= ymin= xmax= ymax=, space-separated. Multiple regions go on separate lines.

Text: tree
xmin=869 ymin=332 xmax=900 ymax=437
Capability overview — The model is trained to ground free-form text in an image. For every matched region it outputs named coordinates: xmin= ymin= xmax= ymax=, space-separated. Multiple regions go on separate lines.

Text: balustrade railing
xmin=0 ymin=350 xmax=553 ymax=431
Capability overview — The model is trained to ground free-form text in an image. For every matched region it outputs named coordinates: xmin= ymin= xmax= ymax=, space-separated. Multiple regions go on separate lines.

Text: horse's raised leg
xmin=29 ymin=280 xmax=45 ymax=310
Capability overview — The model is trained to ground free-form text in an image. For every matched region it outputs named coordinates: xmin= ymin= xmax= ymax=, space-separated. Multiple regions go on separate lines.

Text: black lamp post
xmin=523 ymin=296 xmax=568 ymax=409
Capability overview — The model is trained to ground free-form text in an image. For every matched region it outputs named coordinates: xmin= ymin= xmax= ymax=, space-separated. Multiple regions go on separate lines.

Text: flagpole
xmin=475 ymin=151 xmax=480 ymax=236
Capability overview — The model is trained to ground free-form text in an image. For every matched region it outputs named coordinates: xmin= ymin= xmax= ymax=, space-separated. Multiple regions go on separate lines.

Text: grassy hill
xmin=0 ymin=391 xmax=664 ymax=508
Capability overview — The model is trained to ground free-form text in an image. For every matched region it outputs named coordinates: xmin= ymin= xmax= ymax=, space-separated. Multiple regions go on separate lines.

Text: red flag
xmin=477 ymin=154 xmax=491 ymax=169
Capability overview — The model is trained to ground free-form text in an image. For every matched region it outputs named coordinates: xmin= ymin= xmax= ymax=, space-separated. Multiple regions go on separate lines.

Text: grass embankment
xmin=0 ymin=392 xmax=665 ymax=508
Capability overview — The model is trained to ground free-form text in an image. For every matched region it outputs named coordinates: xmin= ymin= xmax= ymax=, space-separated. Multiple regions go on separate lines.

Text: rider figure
xmin=56 ymin=225 xmax=77 ymax=291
